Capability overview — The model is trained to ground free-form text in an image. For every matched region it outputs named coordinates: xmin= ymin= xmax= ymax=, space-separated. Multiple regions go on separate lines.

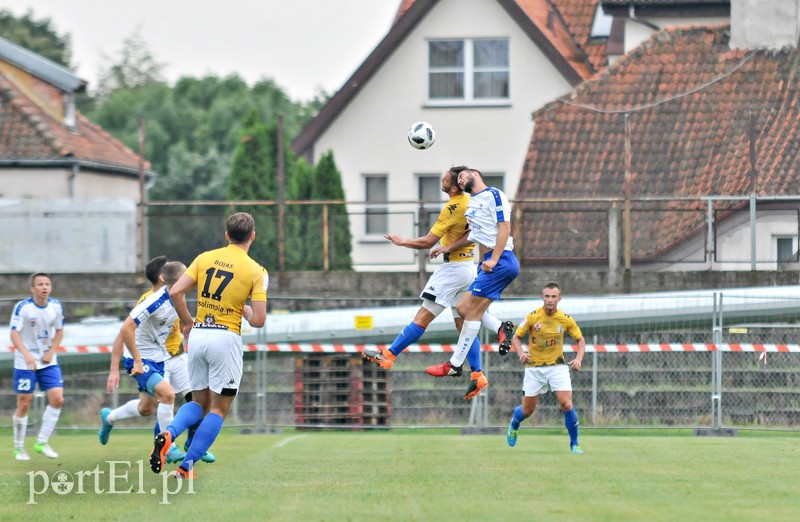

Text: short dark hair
xmin=161 ymin=261 xmax=186 ymax=286
xmin=29 ymin=272 xmax=51 ymax=287
xmin=227 ymin=212 xmax=255 ymax=244
xmin=469 ymin=168 xmax=484 ymax=181
xmin=145 ymin=256 xmax=169 ymax=285
xmin=447 ymin=165 xmax=468 ymax=188
xmin=543 ymin=281 xmax=561 ymax=292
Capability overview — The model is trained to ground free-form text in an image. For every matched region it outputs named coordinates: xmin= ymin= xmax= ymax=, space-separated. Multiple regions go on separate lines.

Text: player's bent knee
xmin=421 ymin=299 xmax=446 ymax=318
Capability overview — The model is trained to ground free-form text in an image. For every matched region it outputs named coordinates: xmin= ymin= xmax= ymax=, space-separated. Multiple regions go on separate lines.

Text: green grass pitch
xmin=1 ymin=427 xmax=797 ymax=521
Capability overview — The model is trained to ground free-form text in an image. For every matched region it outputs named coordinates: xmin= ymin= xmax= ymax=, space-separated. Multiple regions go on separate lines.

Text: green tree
xmin=312 ymin=151 xmax=353 ymax=270
xmin=96 ymin=29 xmax=166 ymax=98
xmin=81 ymin=32 xmax=333 ymax=269
xmin=228 ymin=111 xmax=278 ymax=269
xmin=0 ymin=9 xmax=72 ymax=67
xmin=147 ymin=145 xmax=230 ymax=263
xmin=285 ymin=158 xmax=318 ymax=268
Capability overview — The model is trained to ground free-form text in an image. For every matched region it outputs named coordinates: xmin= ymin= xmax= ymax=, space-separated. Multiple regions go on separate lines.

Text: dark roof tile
xmin=518 ymin=25 xmax=800 ymax=263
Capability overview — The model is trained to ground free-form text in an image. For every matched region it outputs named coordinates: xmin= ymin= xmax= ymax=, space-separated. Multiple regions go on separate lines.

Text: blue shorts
xmin=123 ymin=358 xmax=165 ymax=396
xmin=13 ymin=366 xmax=64 ymax=394
xmin=470 ymin=250 xmax=520 ymax=300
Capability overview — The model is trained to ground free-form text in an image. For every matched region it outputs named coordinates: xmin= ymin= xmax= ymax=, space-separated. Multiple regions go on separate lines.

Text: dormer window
xmin=63 ymin=92 xmax=76 ymax=129
xmin=590 ymin=3 xmax=613 ymax=38
xmin=428 ymin=38 xmax=509 ymax=105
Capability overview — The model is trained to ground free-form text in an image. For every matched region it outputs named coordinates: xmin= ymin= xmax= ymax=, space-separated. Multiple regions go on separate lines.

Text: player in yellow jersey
xmin=505 ymin=282 xmax=585 ymax=453
xmin=151 ymin=212 xmax=268 ymax=479
xmin=362 ymin=166 xmax=514 ymax=400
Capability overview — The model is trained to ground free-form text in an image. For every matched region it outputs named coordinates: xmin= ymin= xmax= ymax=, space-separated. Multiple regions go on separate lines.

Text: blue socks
xmin=563 ymin=408 xmax=579 ymax=446
xmin=388 ymin=322 xmax=426 ymax=356
xmin=466 ymin=338 xmax=482 ymax=371
xmin=510 ymin=405 xmax=525 ymax=430
xmin=166 ymin=401 xmax=204 ymax=440
xmin=180 ymin=413 xmax=223 ymax=471
xmin=153 ymin=421 xmax=160 ymax=438
xmin=185 ymin=419 xmax=201 ymax=448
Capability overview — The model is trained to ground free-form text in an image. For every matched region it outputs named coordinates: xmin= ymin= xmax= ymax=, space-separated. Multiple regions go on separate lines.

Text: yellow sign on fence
xmin=354 ymin=315 xmax=373 ymax=330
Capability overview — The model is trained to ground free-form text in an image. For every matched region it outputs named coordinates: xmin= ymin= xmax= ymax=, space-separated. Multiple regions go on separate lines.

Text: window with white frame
xmin=418 ymin=175 xmax=442 ymax=233
xmin=776 ymin=236 xmax=797 ymax=263
xmin=365 ymin=175 xmax=388 ymax=235
xmin=428 ymin=38 xmax=509 ymax=103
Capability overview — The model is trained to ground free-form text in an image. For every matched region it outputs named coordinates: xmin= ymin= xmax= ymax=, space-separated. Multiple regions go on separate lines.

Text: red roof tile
xmin=0 ymin=73 xmax=147 ymax=172
xmin=552 ymin=0 xmax=608 ymax=70
xmin=517 ymin=25 xmax=800 ymax=263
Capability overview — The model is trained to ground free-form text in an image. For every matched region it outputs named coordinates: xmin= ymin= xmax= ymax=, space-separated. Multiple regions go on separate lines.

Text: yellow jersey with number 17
xmin=186 ymin=244 xmax=269 ymax=335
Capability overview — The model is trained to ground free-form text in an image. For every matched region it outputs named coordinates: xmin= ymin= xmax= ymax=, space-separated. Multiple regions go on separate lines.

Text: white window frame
xmin=775 ymin=235 xmax=798 ymax=263
xmin=364 ymin=175 xmax=388 ymax=237
xmin=417 ymin=174 xmax=443 ymax=233
xmin=427 ymin=38 xmax=510 ymax=107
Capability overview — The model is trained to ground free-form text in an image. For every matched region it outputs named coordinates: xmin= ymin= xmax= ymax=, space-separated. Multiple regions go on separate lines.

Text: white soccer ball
xmin=407 ymin=121 xmax=436 ymax=150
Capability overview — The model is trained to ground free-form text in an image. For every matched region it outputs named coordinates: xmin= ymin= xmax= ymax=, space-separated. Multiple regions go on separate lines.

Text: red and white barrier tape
xmin=4 ymin=343 xmax=800 ymax=354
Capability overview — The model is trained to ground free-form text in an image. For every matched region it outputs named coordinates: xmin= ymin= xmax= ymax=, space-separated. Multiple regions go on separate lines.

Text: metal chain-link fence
xmin=2 ymin=291 xmax=798 ymax=432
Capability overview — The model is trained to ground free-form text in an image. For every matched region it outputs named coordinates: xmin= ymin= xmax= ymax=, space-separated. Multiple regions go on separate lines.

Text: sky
xmin=1 ymin=0 xmax=400 ymax=101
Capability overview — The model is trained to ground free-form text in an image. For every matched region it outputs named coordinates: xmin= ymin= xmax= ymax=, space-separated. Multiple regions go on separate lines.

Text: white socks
xmin=108 ymin=399 xmax=142 ymax=424
xmin=13 ymin=415 xmax=27 ymax=448
xmin=157 ymin=402 xmax=174 ymax=433
xmin=481 ymin=311 xmax=502 ymax=334
xmin=450 ymin=320 xmax=481 ymax=367
xmin=37 ymin=406 xmax=61 ymax=444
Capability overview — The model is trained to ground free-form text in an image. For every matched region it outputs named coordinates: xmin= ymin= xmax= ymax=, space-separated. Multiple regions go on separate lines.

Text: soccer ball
xmin=407 ymin=121 xmax=436 ymax=150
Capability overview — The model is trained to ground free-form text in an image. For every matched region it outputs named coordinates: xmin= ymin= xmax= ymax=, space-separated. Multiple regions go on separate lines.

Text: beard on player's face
xmin=462 ymin=176 xmax=475 ymax=194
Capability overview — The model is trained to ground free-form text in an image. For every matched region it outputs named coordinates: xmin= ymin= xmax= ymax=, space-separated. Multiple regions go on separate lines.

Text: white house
xmin=293 ymin=0 xmax=601 ymax=271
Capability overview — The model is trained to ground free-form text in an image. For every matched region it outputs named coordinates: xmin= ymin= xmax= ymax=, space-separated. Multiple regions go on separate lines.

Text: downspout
xmin=68 ymin=161 xmax=79 ymax=198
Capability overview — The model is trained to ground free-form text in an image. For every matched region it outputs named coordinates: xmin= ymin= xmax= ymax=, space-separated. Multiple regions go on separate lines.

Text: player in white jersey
xmin=10 ymin=273 xmax=64 ymax=460
xmin=427 ymin=168 xmax=520 ymax=399
xmin=98 ymin=262 xmax=186 ymax=453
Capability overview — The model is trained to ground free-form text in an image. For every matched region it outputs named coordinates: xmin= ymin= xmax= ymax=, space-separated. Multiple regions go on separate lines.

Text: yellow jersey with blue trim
xmin=516 ymin=308 xmax=583 ymax=367
xmin=137 ymin=290 xmax=182 ymax=357
xmin=430 ymin=193 xmax=473 ymax=262
xmin=186 ymin=244 xmax=269 ymax=335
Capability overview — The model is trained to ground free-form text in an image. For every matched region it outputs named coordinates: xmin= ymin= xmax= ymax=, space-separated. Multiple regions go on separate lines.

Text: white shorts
xmin=420 ymin=261 xmax=475 ymax=310
xmin=187 ymin=328 xmax=244 ymax=395
xmin=164 ymin=352 xmax=191 ymax=396
xmin=522 ymin=365 xmax=573 ymax=397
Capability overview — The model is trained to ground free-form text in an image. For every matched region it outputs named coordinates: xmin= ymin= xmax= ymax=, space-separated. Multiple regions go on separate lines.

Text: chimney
xmin=730 ymin=0 xmax=800 ymax=49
